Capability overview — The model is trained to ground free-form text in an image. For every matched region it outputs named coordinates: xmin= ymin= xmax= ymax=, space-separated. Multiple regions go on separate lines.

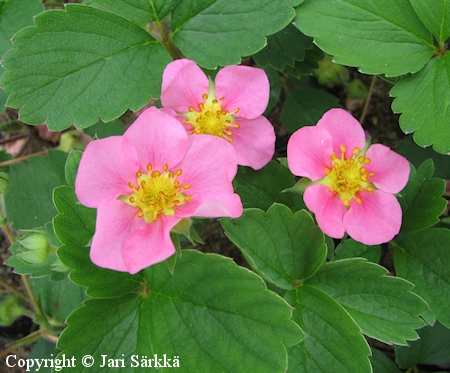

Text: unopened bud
xmin=17 ymin=232 xmax=49 ymax=264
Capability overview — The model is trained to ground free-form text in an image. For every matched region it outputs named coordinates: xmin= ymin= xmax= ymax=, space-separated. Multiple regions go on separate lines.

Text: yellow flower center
xmin=183 ymin=82 xmax=240 ymax=142
xmin=118 ymin=164 xmax=191 ymax=223
xmin=322 ymin=144 xmax=376 ymax=206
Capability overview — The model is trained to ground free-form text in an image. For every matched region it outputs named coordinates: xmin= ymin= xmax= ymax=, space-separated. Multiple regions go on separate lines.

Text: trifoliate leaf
xmin=394 ymin=229 xmax=450 ymax=328
xmin=397 ymin=160 xmax=447 ymax=234
xmin=31 ymin=276 xmax=88 ymax=323
xmin=4 ymin=150 xmax=67 ymax=230
xmin=335 ymin=238 xmax=381 ymax=263
xmin=253 ymin=24 xmax=312 ymax=70
xmin=58 ymin=251 xmax=303 ymax=373
xmin=1 ymin=4 xmax=171 ymax=130
xmin=233 ymin=161 xmax=306 ymax=212
xmin=0 ymin=0 xmax=43 ymax=56
xmin=171 ymin=0 xmax=296 ymax=68
xmin=285 ymin=286 xmax=371 ymax=373
xmin=391 ymin=53 xmax=450 ymax=154
xmin=370 ymin=348 xmax=403 ymax=373
xmin=222 ymin=204 xmax=327 ymax=290
xmin=281 ymin=87 xmax=340 ymax=131
xmin=83 ymin=0 xmax=179 ymax=23
xmin=410 ymin=0 xmax=450 ymax=43
xmin=395 ymin=321 xmax=450 ymax=369
xmin=305 ymin=258 xmax=427 ymax=345
xmin=54 ymin=185 xmax=144 ymax=298
xmin=294 ymin=0 xmax=435 ymax=76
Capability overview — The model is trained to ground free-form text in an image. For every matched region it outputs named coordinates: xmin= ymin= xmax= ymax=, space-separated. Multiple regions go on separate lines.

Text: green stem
xmin=153 ymin=20 xmax=182 ymax=60
xmin=359 ymin=75 xmax=377 ymax=126
xmin=21 ymin=275 xmax=51 ymax=330
xmin=0 ymin=330 xmax=44 ymax=358
xmin=0 ymin=278 xmax=29 ymax=302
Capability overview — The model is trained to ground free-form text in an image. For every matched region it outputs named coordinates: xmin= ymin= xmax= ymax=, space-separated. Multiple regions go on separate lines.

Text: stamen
xmin=353 ymin=147 xmax=360 ymax=155
xmin=163 ymin=164 xmax=168 ymax=171
xmin=358 ymin=156 xmax=365 ymax=163
xmin=234 ymin=108 xmax=240 ymax=113
xmin=183 ymin=184 xmax=191 ymax=189
xmin=367 ymin=186 xmax=374 ymax=193
xmin=202 ymin=93 xmax=208 ymax=100
xmin=141 ymin=180 xmax=146 ymax=188
xmin=340 ymin=144 xmax=346 ymax=154
xmin=129 ymin=197 xmax=135 ymax=203
xmin=331 ymin=153 xmax=337 ymax=160
xmin=364 ymin=158 xmax=371 ymax=164
xmin=136 ymin=171 xmax=142 ymax=177
xmin=176 ymin=169 xmax=182 ymax=176
xmin=137 ymin=210 xmax=144 ymax=218
xmin=128 ymin=182 xmax=134 ymax=189
xmin=147 ymin=164 xmax=152 ymax=171
xmin=355 ymin=197 xmax=362 ymax=204
xmin=343 ymin=199 xmax=350 ymax=206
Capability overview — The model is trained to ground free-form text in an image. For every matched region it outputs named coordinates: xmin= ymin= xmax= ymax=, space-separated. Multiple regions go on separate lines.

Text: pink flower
xmin=287 ymin=108 xmax=410 ymax=245
xmin=75 ymin=107 xmax=243 ymax=274
xmin=160 ymin=59 xmax=276 ymax=170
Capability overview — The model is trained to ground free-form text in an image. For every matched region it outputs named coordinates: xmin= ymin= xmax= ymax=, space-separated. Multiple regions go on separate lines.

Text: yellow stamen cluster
xmin=323 ymin=144 xmax=376 ymax=207
xmin=119 ymin=164 xmax=191 ymax=223
xmin=183 ymin=83 xmax=240 ymax=142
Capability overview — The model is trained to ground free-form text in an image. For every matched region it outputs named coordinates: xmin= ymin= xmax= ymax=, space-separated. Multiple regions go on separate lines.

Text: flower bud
xmin=17 ymin=232 xmax=50 ymax=264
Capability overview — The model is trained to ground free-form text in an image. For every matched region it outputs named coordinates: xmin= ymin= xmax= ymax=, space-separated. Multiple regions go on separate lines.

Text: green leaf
xmin=31 ymin=276 xmax=88 ymax=323
xmin=395 ymin=321 xmax=450 ymax=369
xmin=394 ymin=229 xmax=450 ymax=328
xmin=397 ymin=160 xmax=446 ymax=234
xmin=283 ymin=44 xmax=324 ymax=77
xmin=222 ymin=204 xmax=326 ymax=290
xmin=305 ymin=258 xmax=427 ymax=345
xmin=233 ymin=161 xmax=306 ymax=212
xmin=281 ymin=87 xmax=340 ymax=131
xmin=370 ymin=348 xmax=403 ymax=373
xmin=84 ymin=0 xmax=179 ymax=23
xmin=285 ymin=286 xmax=371 ymax=373
xmin=1 ymin=4 xmax=171 ymax=130
xmin=82 ymin=119 xmax=124 ymax=139
xmin=4 ymin=150 xmax=67 ymax=230
xmin=398 ymin=135 xmax=450 ymax=179
xmin=64 ymin=150 xmax=83 ymax=188
xmin=391 ymin=53 xmax=450 ymax=154
xmin=335 ymin=238 xmax=381 ymax=263
xmin=264 ymin=66 xmax=282 ymax=114
xmin=294 ymin=0 xmax=435 ymax=76
xmin=0 ymin=0 xmax=43 ymax=56
xmin=410 ymin=0 xmax=450 ymax=43
xmin=171 ymin=0 xmax=295 ymax=68
xmin=58 ymin=251 xmax=303 ymax=373
xmin=253 ymin=24 xmax=312 ymax=70
xmin=54 ymin=185 xmax=144 ymax=298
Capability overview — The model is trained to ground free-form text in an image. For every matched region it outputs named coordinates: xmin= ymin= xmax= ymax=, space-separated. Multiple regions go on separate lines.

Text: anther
xmin=202 ymin=93 xmax=208 ymax=100
xmin=163 ymin=164 xmax=168 ymax=171
xmin=340 ymin=144 xmax=346 ymax=154
xmin=364 ymin=158 xmax=371 ymax=164
xmin=358 ymin=156 xmax=365 ymax=163
xmin=147 ymin=164 xmax=152 ymax=171
xmin=183 ymin=184 xmax=191 ymax=189
xmin=212 ymin=99 xmax=218 ymax=104
xmin=185 ymin=196 xmax=192 ymax=201
xmin=367 ymin=186 xmax=374 ymax=193
xmin=234 ymin=108 xmax=240 ymax=113
xmin=353 ymin=147 xmax=360 ymax=155
xmin=136 ymin=171 xmax=142 ymax=177
xmin=176 ymin=169 xmax=182 ymax=176
xmin=141 ymin=180 xmax=146 ymax=188
xmin=356 ymin=197 xmax=362 ymax=204
xmin=128 ymin=182 xmax=134 ymax=189
xmin=331 ymin=153 xmax=337 ymax=160
xmin=343 ymin=199 xmax=350 ymax=207
xmin=137 ymin=211 xmax=144 ymax=218
xmin=129 ymin=197 xmax=135 ymax=203
xmin=189 ymin=106 xmax=195 ymax=112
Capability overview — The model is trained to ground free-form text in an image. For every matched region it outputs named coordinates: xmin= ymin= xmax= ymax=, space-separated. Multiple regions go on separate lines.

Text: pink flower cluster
xmin=287 ymin=108 xmax=410 ymax=245
xmin=75 ymin=60 xmax=275 ymax=273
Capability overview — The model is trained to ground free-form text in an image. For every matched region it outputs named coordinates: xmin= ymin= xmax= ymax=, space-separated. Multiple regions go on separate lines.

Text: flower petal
xmin=161 ymin=59 xmax=209 ymax=113
xmin=230 ymin=116 xmax=275 ymax=170
xmin=124 ymin=107 xmax=189 ymax=172
xmin=215 ymin=65 xmax=269 ymax=119
xmin=317 ymin=108 xmax=366 ymax=157
xmin=287 ymin=126 xmax=333 ymax=181
xmin=123 ymin=215 xmax=179 ymax=274
xmin=75 ymin=136 xmax=139 ymax=208
xmin=365 ymin=144 xmax=410 ymax=194
xmin=344 ymin=190 xmax=402 ymax=245
xmin=304 ymin=184 xmax=346 ymax=238
xmin=174 ymin=134 xmax=242 ymax=217
xmin=90 ymin=199 xmax=145 ymax=272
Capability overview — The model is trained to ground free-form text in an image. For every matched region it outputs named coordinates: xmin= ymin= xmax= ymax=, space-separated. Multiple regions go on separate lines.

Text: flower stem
xmin=0 ymin=278 xmax=29 ymax=302
xmin=359 ymin=75 xmax=377 ymax=126
xmin=0 ymin=150 xmax=47 ymax=168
